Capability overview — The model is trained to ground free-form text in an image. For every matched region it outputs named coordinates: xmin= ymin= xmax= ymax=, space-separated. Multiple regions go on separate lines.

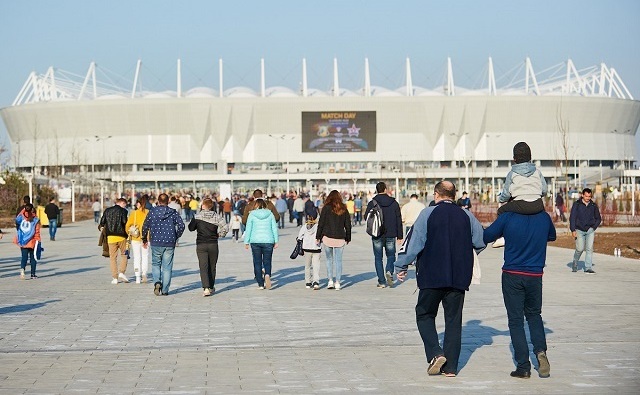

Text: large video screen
xmin=301 ymin=111 xmax=376 ymax=152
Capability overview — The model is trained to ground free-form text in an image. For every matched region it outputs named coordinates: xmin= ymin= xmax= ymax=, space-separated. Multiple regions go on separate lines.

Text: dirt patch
xmin=551 ymin=230 xmax=640 ymax=260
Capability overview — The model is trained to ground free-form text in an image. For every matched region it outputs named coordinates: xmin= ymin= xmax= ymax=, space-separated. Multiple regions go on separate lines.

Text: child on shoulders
xmin=497 ymin=141 xmax=547 ymax=215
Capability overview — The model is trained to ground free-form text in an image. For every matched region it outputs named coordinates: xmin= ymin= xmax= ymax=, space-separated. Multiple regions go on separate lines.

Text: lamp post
xmin=26 ymin=172 xmax=34 ymax=205
xmin=70 ymin=179 xmax=76 ymax=223
xmin=487 ymin=134 xmax=501 ymax=202
xmin=268 ymin=134 xmax=295 ymax=194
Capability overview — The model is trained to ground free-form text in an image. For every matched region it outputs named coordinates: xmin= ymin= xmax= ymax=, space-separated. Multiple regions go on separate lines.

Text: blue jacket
xmin=244 ymin=208 xmax=279 ymax=244
xmin=395 ymin=200 xmax=485 ymax=291
xmin=275 ymin=198 xmax=288 ymax=213
xmin=569 ymin=198 xmax=601 ymax=232
xmin=483 ymin=211 xmax=556 ymax=274
xmin=142 ymin=205 xmax=185 ymax=247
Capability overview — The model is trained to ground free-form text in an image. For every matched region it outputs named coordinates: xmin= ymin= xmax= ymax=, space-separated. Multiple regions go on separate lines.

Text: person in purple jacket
xmin=483 ymin=206 xmax=556 ymax=379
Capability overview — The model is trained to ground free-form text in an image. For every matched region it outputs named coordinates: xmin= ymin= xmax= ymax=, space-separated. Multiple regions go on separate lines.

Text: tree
xmin=0 ymin=171 xmax=27 ymax=216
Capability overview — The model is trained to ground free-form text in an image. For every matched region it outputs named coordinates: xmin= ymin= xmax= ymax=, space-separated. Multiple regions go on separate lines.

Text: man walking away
xmin=395 ymin=181 xmax=485 ymax=377
xmin=99 ymin=198 xmax=130 ymax=284
xmin=92 ymin=199 xmax=102 ymax=223
xmin=364 ymin=182 xmax=403 ymax=288
xmin=484 ymin=204 xmax=556 ymax=379
xmin=569 ymin=188 xmax=601 ymax=273
xmin=401 ymin=193 xmax=426 ymax=236
xmin=44 ymin=197 xmax=60 ymax=241
xmin=142 ymin=193 xmax=185 ymax=296
xmin=241 ymin=189 xmax=280 ymax=225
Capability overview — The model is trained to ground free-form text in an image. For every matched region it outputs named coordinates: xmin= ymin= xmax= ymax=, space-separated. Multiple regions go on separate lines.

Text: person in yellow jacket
xmin=125 ymin=195 xmax=150 ymax=283
xmin=189 ymin=196 xmax=200 ymax=220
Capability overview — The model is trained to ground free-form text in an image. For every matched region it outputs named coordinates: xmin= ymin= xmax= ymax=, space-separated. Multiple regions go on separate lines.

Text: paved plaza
xmin=0 ymin=218 xmax=638 ymax=394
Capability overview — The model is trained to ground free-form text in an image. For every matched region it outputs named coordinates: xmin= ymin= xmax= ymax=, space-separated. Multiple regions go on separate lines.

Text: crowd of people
xmin=6 ymin=141 xmax=607 ymax=380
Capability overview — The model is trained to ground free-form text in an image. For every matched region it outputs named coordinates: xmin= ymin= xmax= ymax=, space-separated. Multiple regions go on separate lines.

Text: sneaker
xmin=258 ymin=285 xmax=265 ymax=290
xmin=510 ymin=370 xmax=531 ymax=379
xmin=111 ymin=278 xmax=118 ymax=285
xmin=30 ymin=275 xmax=38 ymax=279
xmin=385 ymin=271 xmax=394 ymax=287
xmin=443 ymin=372 xmax=456 ymax=377
xmin=154 ymin=282 xmax=162 ymax=296
xmin=536 ymin=351 xmax=550 ymax=378
xmin=312 ymin=282 xmax=319 ymax=290
xmin=305 ymin=283 xmax=312 ymax=289
xmin=585 ymin=269 xmax=596 ymax=274
xmin=492 ymin=237 xmax=505 ymax=248
xmin=20 ymin=269 xmax=25 ymax=280
xmin=135 ymin=277 xmax=141 ymax=284
xmin=427 ymin=355 xmax=447 ymax=375
xmin=118 ymin=273 xmax=130 ymax=283
xmin=334 ymin=281 xmax=341 ymax=291
xmin=377 ymin=283 xmax=386 ymax=288
xmin=141 ymin=274 xmax=148 ymax=283
xmin=264 ymin=274 xmax=272 ymax=289
xmin=327 ymin=280 xmax=335 ymax=289
xmin=203 ymin=288 xmax=211 ymax=297
xmin=572 ymin=262 xmax=577 ymax=272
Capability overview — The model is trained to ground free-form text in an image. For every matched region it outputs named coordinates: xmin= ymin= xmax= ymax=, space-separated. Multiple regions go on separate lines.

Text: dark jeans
xmin=278 ymin=212 xmax=286 ymax=229
xmin=296 ymin=211 xmax=304 ymax=226
xmin=502 ymin=272 xmax=547 ymax=373
xmin=232 ymin=229 xmax=239 ymax=241
xmin=372 ymin=237 xmax=396 ymax=284
xmin=21 ymin=248 xmax=37 ymax=276
xmin=196 ymin=243 xmax=219 ymax=289
xmin=498 ymin=199 xmax=544 ymax=215
xmin=250 ymin=243 xmax=274 ymax=287
xmin=416 ymin=288 xmax=465 ymax=375
xmin=224 ymin=212 xmax=231 ymax=224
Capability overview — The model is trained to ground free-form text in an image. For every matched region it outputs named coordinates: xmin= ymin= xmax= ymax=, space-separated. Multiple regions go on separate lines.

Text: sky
xmin=1 ymin=0 xmax=639 ymax=158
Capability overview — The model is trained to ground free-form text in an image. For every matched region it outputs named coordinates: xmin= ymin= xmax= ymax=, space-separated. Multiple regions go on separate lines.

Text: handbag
xmin=290 ymin=238 xmax=305 ymax=259
xmin=128 ymin=211 xmax=140 ymax=238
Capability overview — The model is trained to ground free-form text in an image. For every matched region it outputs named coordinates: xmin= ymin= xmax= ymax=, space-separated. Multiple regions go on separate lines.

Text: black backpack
xmin=365 ymin=199 xmax=385 ymax=237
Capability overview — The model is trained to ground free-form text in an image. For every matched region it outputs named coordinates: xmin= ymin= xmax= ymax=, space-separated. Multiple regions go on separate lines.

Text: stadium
xmin=1 ymin=57 xmax=639 ymax=197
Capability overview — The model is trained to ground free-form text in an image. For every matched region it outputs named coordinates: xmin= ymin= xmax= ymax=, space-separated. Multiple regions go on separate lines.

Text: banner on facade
xmin=301 ymin=111 xmax=376 ymax=152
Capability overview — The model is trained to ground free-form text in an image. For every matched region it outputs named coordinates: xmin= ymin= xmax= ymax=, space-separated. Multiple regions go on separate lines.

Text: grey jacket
xmin=498 ymin=162 xmax=547 ymax=203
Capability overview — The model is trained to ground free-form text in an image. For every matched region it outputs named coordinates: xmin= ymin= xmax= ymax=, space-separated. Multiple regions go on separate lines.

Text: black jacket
xmin=364 ymin=194 xmax=403 ymax=239
xmin=44 ymin=203 xmax=60 ymax=220
xmin=99 ymin=205 xmax=128 ymax=238
xmin=188 ymin=210 xmax=228 ymax=244
xmin=316 ymin=206 xmax=351 ymax=243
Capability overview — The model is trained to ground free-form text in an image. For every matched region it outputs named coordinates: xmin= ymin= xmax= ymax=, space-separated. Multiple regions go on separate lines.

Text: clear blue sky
xmin=1 ymin=0 xmax=639 ymax=156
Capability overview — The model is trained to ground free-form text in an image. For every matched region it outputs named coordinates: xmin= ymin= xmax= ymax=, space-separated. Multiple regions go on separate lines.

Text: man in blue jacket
xmin=142 ymin=193 xmax=185 ymax=296
xmin=364 ymin=182 xmax=403 ymax=288
xmin=569 ymin=188 xmax=601 ymax=273
xmin=396 ymin=181 xmax=485 ymax=377
xmin=484 ymin=207 xmax=556 ymax=379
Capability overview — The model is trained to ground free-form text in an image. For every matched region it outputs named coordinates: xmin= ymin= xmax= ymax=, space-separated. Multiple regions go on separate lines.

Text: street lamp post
xmin=26 ymin=172 xmax=34 ymax=204
xmin=487 ymin=134 xmax=501 ymax=202
xmin=70 ymin=179 xmax=76 ymax=223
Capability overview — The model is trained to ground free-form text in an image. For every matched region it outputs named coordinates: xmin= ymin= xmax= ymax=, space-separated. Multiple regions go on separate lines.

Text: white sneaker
xmin=264 ymin=274 xmax=272 ymax=289
xmin=135 ymin=277 xmax=141 ymax=284
xmin=111 ymin=278 xmax=118 ymax=284
xmin=118 ymin=273 xmax=130 ymax=283
xmin=334 ymin=281 xmax=341 ymax=291
xmin=203 ymin=288 xmax=211 ymax=297
xmin=20 ymin=269 xmax=25 ymax=280
xmin=492 ymin=237 xmax=505 ymax=248
xmin=327 ymin=280 xmax=335 ymax=289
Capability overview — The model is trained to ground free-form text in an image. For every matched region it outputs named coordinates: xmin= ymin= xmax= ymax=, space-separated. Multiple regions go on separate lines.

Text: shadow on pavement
xmin=0 ymin=299 xmax=61 ymax=315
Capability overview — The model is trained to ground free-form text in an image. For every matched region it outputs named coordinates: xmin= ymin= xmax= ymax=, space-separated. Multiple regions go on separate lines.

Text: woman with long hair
xmin=316 ymin=190 xmax=351 ymax=290
xmin=126 ymin=195 xmax=150 ymax=283
xmin=244 ymin=199 xmax=279 ymax=289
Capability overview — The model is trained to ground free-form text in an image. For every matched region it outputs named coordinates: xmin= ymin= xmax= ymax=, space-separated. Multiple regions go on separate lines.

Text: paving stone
xmin=0 ymin=219 xmax=638 ymax=393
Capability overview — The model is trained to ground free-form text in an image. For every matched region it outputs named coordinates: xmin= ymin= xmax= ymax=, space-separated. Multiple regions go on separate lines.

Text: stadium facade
xmin=1 ymin=57 xmax=639 ymax=196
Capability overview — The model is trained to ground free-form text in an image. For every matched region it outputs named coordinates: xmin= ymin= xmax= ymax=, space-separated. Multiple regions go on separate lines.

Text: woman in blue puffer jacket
xmin=244 ymin=199 xmax=279 ymax=289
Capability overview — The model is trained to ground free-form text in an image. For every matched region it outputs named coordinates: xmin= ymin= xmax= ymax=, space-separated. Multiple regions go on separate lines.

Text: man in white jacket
xmin=401 ymin=194 xmax=426 ymax=237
